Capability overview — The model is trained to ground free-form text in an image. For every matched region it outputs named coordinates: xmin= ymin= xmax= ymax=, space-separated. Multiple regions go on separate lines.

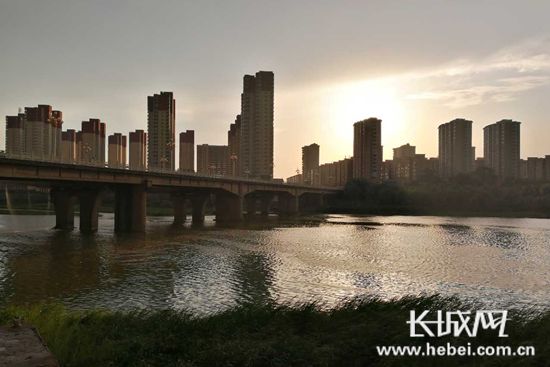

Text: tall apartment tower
xmin=5 ymin=105 xmax=63 ymax=160
xmin=179 ymin=130 xmax=195 ymax=172
xmin=80 ymin=119 xmax=105 ymax=165
xmin=302 ymin=143 xmax=320 ymax=185
xmin=353 ymin=118 xmax=383 ymax=181
xmin=76 ymin=131 xmax=82 ymax=162
xmin=438 ymin=118 xmax=475 ymax=178
xmin=239 ymin=71 xmax=274 ymax=179
xmin=147 ymin=91 xmax=176 ymax=171
xmin=25 ymin=105 xmax=63 ymax=161
xmin=61 ymin=129 xmax=77 ymax=163
xmin=483 ymin=119 xmax=521 ymax=179
xmin=108 ymin=133 xmax=127 ymax=168
xmin=129 ymin=130 xmax=147 ymax=170
xmin=5 ymin=114 xmax=25 ymax=157
xmin=197 ymin=144 xmax=229 ymax=176
xmin=227 ymin=115 xmax=241 ymax=176
xmin=99 ymin=122 xmax=106 ymax=164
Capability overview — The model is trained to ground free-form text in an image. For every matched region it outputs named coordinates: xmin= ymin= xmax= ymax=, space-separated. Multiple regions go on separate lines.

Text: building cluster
xmin=199 ymin=71 xmax=275 ymax=179
xmin=6 ymin=105 xmax=63 ymax=161
xmin=4 ymin=71 xmax=275 ymax=180
xmin=287 ymin=117 xmax=550 ymax=187
xmin=5 ymin=74 xmax=550 ymax=186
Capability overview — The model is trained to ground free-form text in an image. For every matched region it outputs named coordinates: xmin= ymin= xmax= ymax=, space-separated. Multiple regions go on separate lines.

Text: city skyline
xmin=2 ymin=1 xmax=550 ymax=178
xmin=4 ymin=92 xmax=550 ymax=183
xmin=2 ymin=77 xmax=548 ymax=179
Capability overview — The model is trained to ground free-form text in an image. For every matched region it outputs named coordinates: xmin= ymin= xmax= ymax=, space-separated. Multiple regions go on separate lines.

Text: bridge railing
xmin=0 ymin=152 xmax=340 ymax=190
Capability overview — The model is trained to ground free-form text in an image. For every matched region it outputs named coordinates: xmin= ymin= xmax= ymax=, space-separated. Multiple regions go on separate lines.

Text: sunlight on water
xmin=1 ymin=214 xmax=550 ymax=314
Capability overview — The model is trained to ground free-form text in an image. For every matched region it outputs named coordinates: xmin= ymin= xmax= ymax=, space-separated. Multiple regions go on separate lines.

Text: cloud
xmin=404 ymin=37 xmax=550 ymax=108
xmin=408 ymin=75 xmax=550 ymax=108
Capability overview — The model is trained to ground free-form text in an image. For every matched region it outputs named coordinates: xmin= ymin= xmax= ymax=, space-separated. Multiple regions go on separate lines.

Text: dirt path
xmin=0 ymin=324 xmax=59 ymax=367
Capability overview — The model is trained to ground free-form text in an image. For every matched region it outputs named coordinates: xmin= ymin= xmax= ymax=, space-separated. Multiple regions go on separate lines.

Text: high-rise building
xmin=483 ymin=119 xmax=521 ymax=179
xmin=108 ymin=133 xmax=127 ymax=168
xmin=228 ymin=115 xmax=241 ymax=176
xmin=427 ymin=157 xmax=440 ymax=176
xmin=287 ymin=173 xmax=303 ymax=184
xmin=99 ymin=122 xmax=106 ymax=164
xmin=129 ymin=130 xmax=147 ymax=170
xmin=61 ymin=129 xmax=77 ymax=163
xmin=390 ymin=144 xmax=430 ymax=182
xmin=5 ymin=105 xmax=63 ymax=160
xmin=5 ymin=114 xmax=25 ymax=157
xmin=76 ymin=131 xmax=82 ymax=162
xmin=315 ymin=158 xmax=353 ymax=187
xmin=475 ymin=157 xmax=486 ymax=171
xmin=381 ymin=160 xmax=394 ymax=181
xmin=523 ymin=157 xmax=545 ymax=181
xmin=545 ymin=156 xmax=550 ymax=182
xmin=393 ymin=143 xmax=416 ymax=160
xmin=196 ymin=144 xmax=229 ymax=176
xmin=302 ymin=143 xmax=320 ymax=185
xmin=438 ymin=118 xmax=475 ymax=178
xmin=147 ymin=91 xmax=176 ymax=171
xmin=353 ymin=118 xmax=383 ymax=181
xmin=179 ymin=130 xmax=194 ymax=172
xmin=80 ymin=119 xmax=105 ymax=165
xmin=26 ymin=105 xmax=63 ymax=161
xmin=239 ymin=71 xmax=274 ymax=179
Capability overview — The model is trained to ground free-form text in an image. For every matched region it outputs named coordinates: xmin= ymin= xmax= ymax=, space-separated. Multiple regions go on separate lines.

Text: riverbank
xmin=1 ymin=297 xmax=547 ymax=367
xmin=326 ymin=177 xmax=550 ymax=219
xmin=324 ymin=207 xmax=550 ymax=219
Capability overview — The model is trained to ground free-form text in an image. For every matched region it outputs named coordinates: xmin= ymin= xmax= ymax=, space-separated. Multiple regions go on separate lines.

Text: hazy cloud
xmin=406 ymin=37 xmax=550 ymax=108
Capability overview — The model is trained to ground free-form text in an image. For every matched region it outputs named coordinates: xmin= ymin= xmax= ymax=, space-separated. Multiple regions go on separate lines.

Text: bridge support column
xmin=317 ymin=195 xmax=325 ymax=210
xmin=259 ymin=194 xmax=274 ymax=216
xmin=244 ymin=196 xmax=257 ymax=216
xmin=172 ymin=193 xmax=187 ymax=226
xmin=51 ymin=188 xmax=75 ymax=230
xmin=191 ymin=194 xmax=209 ymax=225
xmin=114 ymin=184 xmax=147 ymax=232
xmin=278 ymin=194 xmax=299 ymax=216
xmin=300 ymin=193 xmax=325 ymax=213
xmin=216 ymin=193 xmax=243 ymax=223
xmin=79 ymin=189 xmax=101 ymax=233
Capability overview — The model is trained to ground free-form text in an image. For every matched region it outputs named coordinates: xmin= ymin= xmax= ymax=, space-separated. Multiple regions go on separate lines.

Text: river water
xmin=1 ymin=214 xmax=549 ymax=314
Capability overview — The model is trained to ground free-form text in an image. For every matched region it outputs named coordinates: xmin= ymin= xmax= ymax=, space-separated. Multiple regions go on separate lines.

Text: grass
xmin=1 ymin=296 xmax=548 ymax=367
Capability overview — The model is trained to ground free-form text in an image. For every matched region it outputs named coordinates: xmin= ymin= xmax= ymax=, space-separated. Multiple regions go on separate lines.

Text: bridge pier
xmin=216 ymin=193 xmax=243 ymax=223
xmin=114 ymin=184 xmax=147 ymax=232
xmin=300 ymin=193 xmax=325 ymax=213
xmin=278 ymin=194 xmax=299 ymax=216
xmin=51 ymin=188 xmax=75 ymax=230
xmin=191 ymin=193 xmax=209 ymax=225
xmin=244 ymin=196 xmax=257 ymax=216
xmin=259 ymin=194 xmax=274 ymax=216
xmin=79 ymin=189 xmax=102 ymax=233
xmin=172 ymin=193 xmax=187 ymax=226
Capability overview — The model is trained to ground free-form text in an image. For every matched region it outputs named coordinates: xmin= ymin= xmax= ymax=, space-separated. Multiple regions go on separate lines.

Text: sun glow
xmin=324 ymin=78 xmax=406 ymax=160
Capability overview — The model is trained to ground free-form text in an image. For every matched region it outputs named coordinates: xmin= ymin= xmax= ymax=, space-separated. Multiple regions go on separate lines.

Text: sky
xmin=1 ymin=0 xmax=550 ymax=178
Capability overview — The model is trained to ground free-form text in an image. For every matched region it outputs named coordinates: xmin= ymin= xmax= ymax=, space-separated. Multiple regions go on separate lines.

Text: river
xmin=1 ymin=214 xmax=549 ymax=314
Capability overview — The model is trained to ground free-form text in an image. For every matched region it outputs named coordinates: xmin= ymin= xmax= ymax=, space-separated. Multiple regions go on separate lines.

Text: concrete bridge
xmin=0 ymin=157 xmax=340 ymax=233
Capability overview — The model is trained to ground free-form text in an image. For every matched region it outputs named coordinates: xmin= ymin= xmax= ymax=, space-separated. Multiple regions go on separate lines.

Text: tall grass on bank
xmin=0 ymin=296 xmax=548 ymax=367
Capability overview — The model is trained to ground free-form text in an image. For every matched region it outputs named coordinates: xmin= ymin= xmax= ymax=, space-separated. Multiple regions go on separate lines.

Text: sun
xmin=324 ymin=78 xmax=405 ymax=159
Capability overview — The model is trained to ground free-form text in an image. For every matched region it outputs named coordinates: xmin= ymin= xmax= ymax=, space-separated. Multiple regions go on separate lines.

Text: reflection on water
xmin=1 ymin=213 xmax=550 ymax=314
